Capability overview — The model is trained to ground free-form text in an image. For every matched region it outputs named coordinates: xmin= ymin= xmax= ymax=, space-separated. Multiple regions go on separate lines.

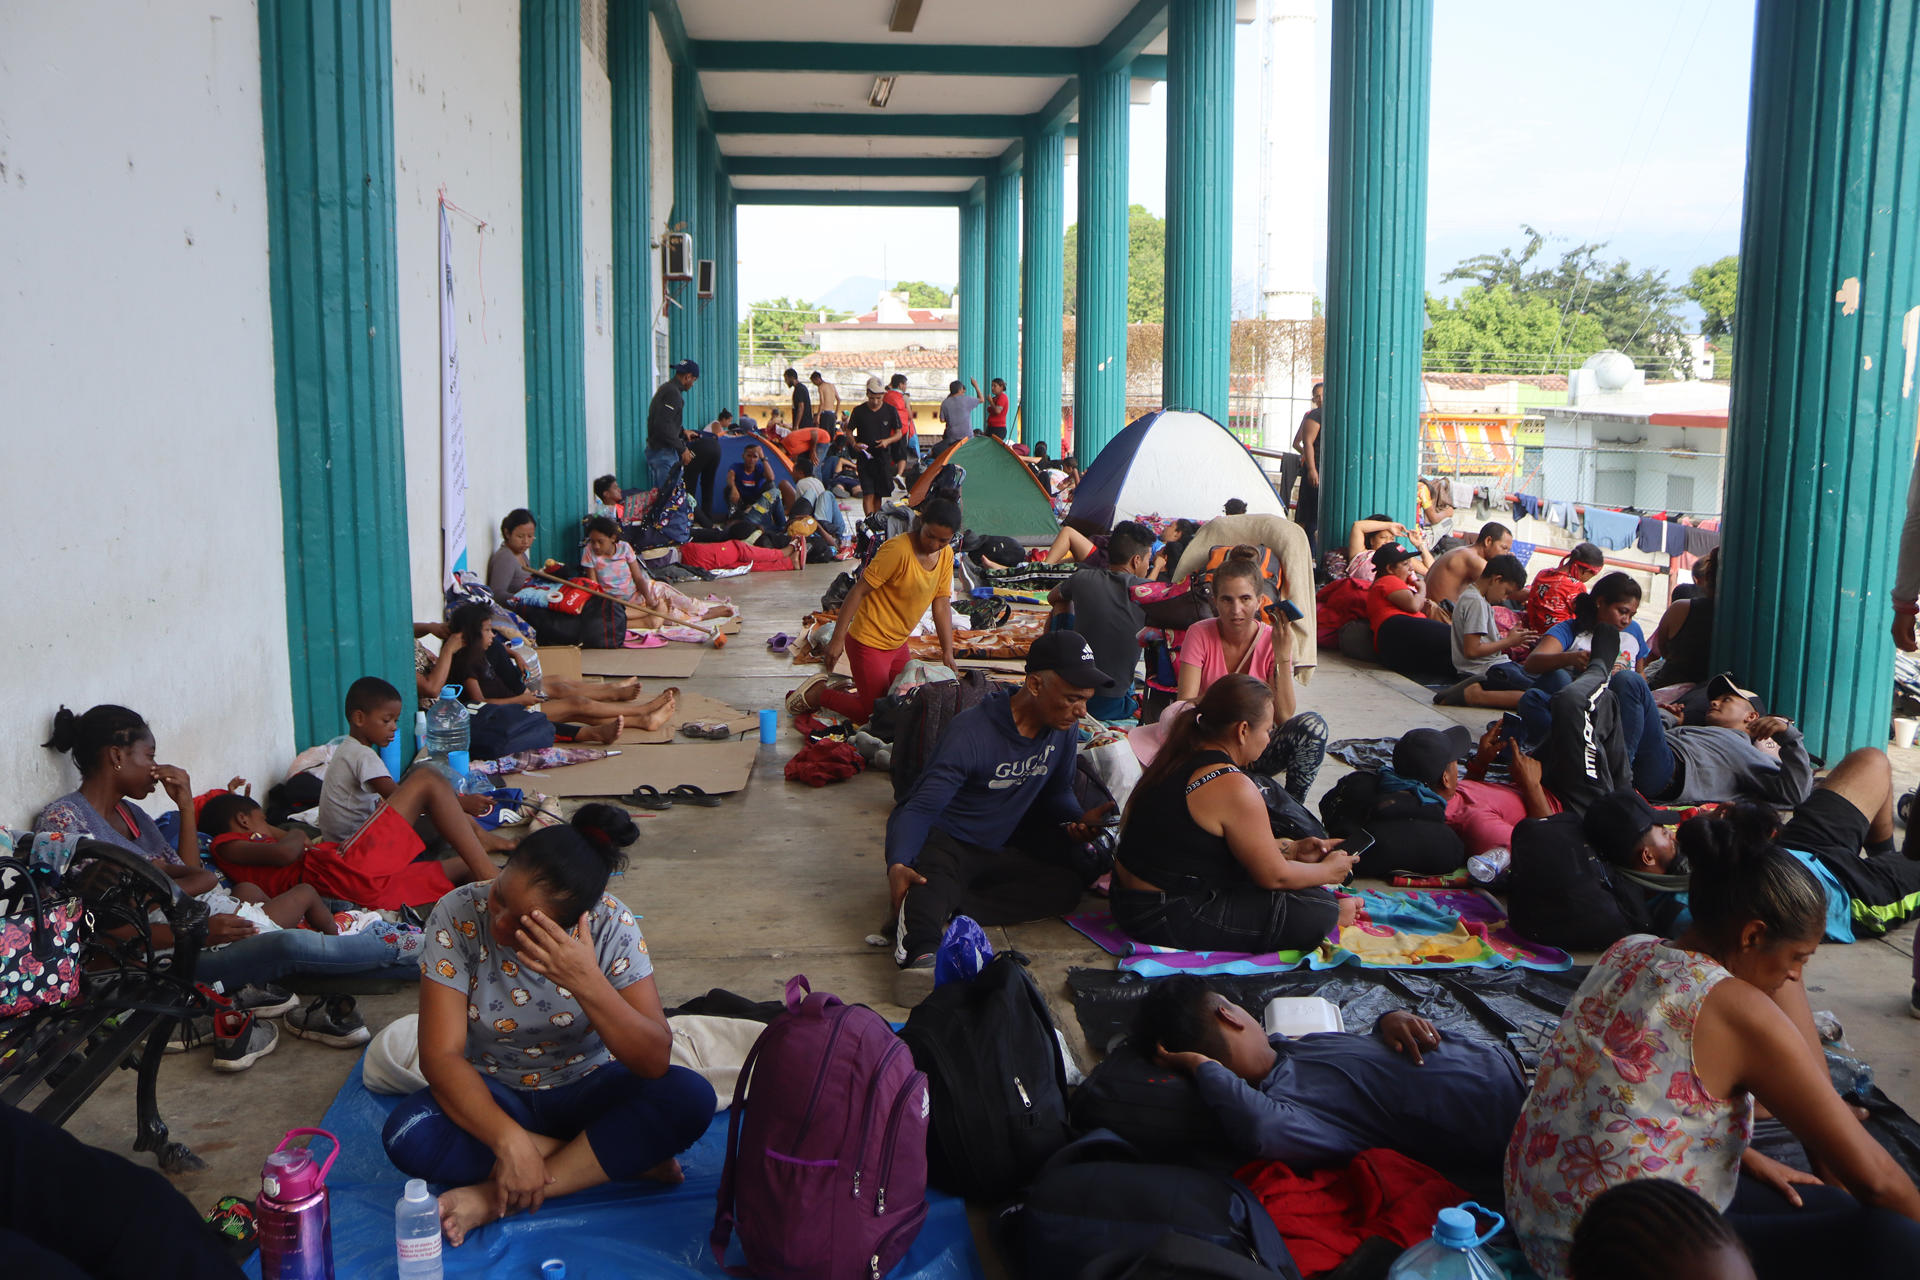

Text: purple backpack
xmin=712 ymin=975 xmax=930 ymax=1280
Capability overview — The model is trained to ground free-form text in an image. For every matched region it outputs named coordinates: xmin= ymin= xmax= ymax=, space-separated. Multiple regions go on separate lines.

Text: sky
xmin=734 ymin=0 xmax=1753 ymax=317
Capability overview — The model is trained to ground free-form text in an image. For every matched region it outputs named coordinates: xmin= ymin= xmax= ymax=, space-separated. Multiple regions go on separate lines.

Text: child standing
xmin=1439 ymin=554 xmax=1539 ymax=709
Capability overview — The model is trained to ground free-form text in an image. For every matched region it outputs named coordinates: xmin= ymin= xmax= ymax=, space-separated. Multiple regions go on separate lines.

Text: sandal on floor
xmin=680 ymin=721 xmax=733 ymax=740
xmin=786 ymin=672 xmax=832 ymax=714
xmin=766 ymin=631 xmax=794 ymax=654
xmin=625 ymin=785 xmax=674 ymax=810
xmin=666 ymin=784 xmax=723 ymax=807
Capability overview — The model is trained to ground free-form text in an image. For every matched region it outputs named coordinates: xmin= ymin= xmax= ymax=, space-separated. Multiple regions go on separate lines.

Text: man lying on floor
xmin=884 ymin=631 xmax=1117 ymax=1005
xmin=1141 ymin=975 xmax=1526 ymax=1178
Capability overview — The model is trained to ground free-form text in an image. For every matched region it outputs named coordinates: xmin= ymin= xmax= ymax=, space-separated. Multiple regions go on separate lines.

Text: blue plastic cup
xmin=758 ymin=709 xmax=778 ymax=744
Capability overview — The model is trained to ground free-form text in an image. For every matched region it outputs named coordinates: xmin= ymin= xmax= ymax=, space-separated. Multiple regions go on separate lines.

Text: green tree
xmin=738 ymin=297 xmax=847 ymax=364
xmin=1684 ymin=254 xmax=1737 ymax=378
xmin=1424 ymin=284 xmax=1609 ymax=373
xmin=1437 ymin=225 xmax=1692 ymax=375
xmin=894 ymin=279 xmax=953 ymax=308
xmin=1064 ymin=204 xmax=1166 ymax=324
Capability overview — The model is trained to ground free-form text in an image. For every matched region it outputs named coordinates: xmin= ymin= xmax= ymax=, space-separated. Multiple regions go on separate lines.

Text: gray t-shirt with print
xmin=421 ymin=881 xmax=653 ymax=1091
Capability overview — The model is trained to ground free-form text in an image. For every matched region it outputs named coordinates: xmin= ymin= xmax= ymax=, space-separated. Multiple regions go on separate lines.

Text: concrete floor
xmin=60 ymin=560 xmax=1920 ymax=1245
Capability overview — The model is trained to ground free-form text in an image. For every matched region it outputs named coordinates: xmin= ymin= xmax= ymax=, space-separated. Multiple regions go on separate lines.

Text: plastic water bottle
xmin=1387 ymin=1203 xmax=1508 ymax=1280
xmin=394 ymin=1178 xmax=443 ymax=1279
xmin=507 ymin=635 xmax=544 ymax=696
xmin=1467 ymin=846 xmax=1511 ymax=884
xmin=425 ymin=686 xmax=471 ymax=781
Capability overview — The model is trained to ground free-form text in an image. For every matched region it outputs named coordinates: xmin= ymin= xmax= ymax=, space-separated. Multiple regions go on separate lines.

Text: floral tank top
xmin=1504 ymin=935 xmax=1753 ymax=1279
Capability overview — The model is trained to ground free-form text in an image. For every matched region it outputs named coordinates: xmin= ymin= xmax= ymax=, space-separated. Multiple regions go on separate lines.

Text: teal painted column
xmin=984 ymin=167 xmax=1022 ymax=434
xmin=1075 ymin=62 xmax=1130 ymax=462
xmin=1021 ymin=126 xmax=1066 ymax=451
xmin=520 ymin=0 xmax=586 ymax=565
xmin=1163 ymin=0 xmax=1234 ymax=422
xmin=609 ymin=0 xmax=650 ymax=486
xmin=1715 ymin=0 xmax=1920 ymax=759
xmin=1322 ymin=0 xmax=1431 ymax=546
xmin=259 ymin=0 xmax=415 ymax=748
xmin=958 ymin=193 xmax=987 ymax=395
xmin=669 ymin=62 xmax=701 ymax=421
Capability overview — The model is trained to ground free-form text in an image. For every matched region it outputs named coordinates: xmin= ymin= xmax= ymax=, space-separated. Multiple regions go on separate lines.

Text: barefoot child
xmin=582 ymin=517 xmax=734 ymax=625
xmin=316 ymin=678 xmax=503 ymax=902
xmin=203 ymin=789 xmax=458 ymax=914
xmin=381 ymin=807 xmax=715 ymax=1246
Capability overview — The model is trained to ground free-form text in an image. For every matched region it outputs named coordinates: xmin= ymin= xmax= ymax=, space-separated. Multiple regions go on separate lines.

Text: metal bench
xmin=0 ymin=839 xmax=212 ymax=1172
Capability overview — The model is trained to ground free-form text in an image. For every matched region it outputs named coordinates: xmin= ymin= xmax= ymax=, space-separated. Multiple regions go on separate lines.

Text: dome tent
xmin=1069 ymin=409 xmax=1285 ymax=529
xmin=907 ymin=434 xmax=1060 ymax=541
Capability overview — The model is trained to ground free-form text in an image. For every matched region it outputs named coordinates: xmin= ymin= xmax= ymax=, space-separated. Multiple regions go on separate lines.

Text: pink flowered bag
xmin=0 ymin=857 xmax=83 ymax=1018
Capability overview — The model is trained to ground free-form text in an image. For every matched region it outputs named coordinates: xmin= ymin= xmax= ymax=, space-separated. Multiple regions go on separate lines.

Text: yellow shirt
xmin=846 ymin=534 xmax=953 ymax=652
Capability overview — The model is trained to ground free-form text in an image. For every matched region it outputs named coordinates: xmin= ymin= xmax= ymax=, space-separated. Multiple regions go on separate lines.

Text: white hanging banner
xmin=439 ymin=202 xmax=469 ymax=585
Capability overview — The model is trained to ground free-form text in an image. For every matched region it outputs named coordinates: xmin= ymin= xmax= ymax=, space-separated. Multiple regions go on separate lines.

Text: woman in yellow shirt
xmin=790 ymin=498 xmax=963 ymax=723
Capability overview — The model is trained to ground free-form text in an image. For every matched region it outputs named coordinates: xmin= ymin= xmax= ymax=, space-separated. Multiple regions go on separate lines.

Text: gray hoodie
xmin=1664 ymin=722 xmax=1812 ymax=807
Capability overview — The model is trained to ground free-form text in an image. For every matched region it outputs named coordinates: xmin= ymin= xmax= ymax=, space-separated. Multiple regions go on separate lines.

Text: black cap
xmin=1372 ymin=543 xmax=1417 ymax=574
xmin=1026 ymin=630 xmax=1115 ymax=690
xmin=1582 ymin=789 xmax=1660 ymax=865
xmin=1391 ymin=725 xmax=1472 ymax=787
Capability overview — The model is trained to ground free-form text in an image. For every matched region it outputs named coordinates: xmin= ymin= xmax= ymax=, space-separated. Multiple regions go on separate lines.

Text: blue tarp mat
xmin=245 ymin=1058 xmax=984 ymax=1280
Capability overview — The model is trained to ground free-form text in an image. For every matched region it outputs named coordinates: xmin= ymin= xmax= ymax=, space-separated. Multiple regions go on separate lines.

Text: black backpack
xmin=898 ymin=952 xmax=1073 ymax=1202
xmin=889 ymin=670 xmax=1003 ymax=801
xmin=1067 ymin=1042 xmax=1236 ymax=1166
xmin=1507 ymin=812 xmax=1651 ymax=950
xmin=1317 ymin=770 xmax=1382 ymax=841
xmin=1002 ymin=1131 xmax=1300 ymax=1280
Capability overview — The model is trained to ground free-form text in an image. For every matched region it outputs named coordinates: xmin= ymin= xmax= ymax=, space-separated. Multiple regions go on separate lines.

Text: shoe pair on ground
xmin=168 ymin=984 xmax=370 ymax=1073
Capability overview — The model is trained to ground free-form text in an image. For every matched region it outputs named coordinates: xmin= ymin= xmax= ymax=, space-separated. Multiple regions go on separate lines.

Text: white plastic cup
xmin=1894 ymin=717 xmax=1918 ymax=750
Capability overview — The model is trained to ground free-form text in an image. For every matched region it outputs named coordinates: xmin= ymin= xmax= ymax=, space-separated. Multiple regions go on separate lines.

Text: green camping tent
xmin=908 ymin=435 xmax=1061 ymax=541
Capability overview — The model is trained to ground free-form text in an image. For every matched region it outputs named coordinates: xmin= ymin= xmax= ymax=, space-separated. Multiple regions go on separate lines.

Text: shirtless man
xmin=1422 ymin=522 xmax=1514 ymax=612
xmin=809 ymin=370 xmax=841 ymax=421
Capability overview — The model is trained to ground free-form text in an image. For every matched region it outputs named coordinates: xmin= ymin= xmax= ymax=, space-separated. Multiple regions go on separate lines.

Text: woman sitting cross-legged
xmin=1505 ymin=804 xmax=1920 ymax=1280
xmin=381 ymin=806 xmax=715 ymax=1246
xmin=438 ymin=605 xmax=677 ymax=739
xmin=1113 ymin=675 xmax=1360 ymax=955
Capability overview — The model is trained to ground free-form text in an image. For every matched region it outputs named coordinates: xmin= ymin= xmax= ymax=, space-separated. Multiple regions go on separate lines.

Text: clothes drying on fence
xmin=1581 ymin=507 xmax=1639 ymax=550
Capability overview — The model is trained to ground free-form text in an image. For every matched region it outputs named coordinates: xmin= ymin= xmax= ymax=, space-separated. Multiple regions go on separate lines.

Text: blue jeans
xmin=194 ymin=926 xmax=411 ymax=992
xmin=646 ymin=447 xmax=681 ymax=494
xmin=1515 ymin=667 xmax=1574 ymax=747
xmin=1608 ymin=669 xmax=1676 ymax=797
xmin=1087 ymin=692 xmax=1134 ymax=721
xmin=382 ymin=1062 xmax=715 ymax=1184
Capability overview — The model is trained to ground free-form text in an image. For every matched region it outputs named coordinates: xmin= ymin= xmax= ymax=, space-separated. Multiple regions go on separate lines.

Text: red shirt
xmin=884 ymin=389 xmax=911 ymax=430
xmin=1524 ymin=567 xmax=1587 ymax=635
xmin=987 ymin=392 xmax=1009 ymax=429
xmin=1366 ymin=574 xmax=1424 ymax=635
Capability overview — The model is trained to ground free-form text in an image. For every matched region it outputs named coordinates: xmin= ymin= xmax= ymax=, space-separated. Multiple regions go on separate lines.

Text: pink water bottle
xmin=255 ymin=1128 xmax=339 ymax=1280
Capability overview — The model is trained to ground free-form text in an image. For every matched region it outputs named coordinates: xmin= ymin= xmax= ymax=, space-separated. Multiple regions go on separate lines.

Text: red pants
xmin=818 ymin=636 xmax=910 ymax=724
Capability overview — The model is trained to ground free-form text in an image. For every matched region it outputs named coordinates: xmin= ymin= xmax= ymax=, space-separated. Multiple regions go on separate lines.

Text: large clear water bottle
xmin=425 ymin=686 xmax=470 ymax=780
xmin=394 ymin=1178 xmax=443 ymax=1279
xmin=507 ymin=635 xmax=544 ymax=696
xmin=1386 ymin=1203 xmax=1508 ymax=1280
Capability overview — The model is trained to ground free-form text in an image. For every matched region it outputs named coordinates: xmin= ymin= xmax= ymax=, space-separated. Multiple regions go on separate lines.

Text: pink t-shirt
xmin=1179 ymin=618 xmax=1279 ymax=688
xmin=1444 ymin=778 xmax=1562 ymax=858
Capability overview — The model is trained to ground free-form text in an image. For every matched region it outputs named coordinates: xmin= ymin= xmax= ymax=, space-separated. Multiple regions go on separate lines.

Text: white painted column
xmin=1258 ymin=0 xmax=1318 ymax=451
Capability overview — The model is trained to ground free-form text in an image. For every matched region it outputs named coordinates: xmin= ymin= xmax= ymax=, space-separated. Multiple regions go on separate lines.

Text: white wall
xmin=0 ymin=0 xmax=293 ymax=822
xmin=649 ymin=16 xmax=674 ymax=385
xmin=581 ymin=40 xmax=617 ymax=489
xmin=391 ymin=0 xmax=528 ymax=620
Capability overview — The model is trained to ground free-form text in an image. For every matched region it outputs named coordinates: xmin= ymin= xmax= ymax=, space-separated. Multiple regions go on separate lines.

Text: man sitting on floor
xmin=1143 ymin=974 xmax=1527 ymax=1177
xmin=1421 ymin=521 xmax=1514 ymax=610
xmin=885 ymin=632 xmax=1118 ymax=1003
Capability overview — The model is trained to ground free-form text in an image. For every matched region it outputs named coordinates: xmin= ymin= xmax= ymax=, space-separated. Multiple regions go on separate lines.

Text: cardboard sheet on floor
xmin=508 ymin=740 xmax=757 ymax=796
xmin=578 ymin=646 xmax=706 ymax=678
xmin=618 ymin=692 xmax=759 ymax=744
xmin=241 ymin=1060 xmax=984 ymax=1280
xmin=537 ymin=645 xmax=584 ymax=682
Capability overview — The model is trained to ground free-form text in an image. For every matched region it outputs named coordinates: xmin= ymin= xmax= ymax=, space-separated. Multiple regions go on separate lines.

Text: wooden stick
xmin=529 ymin=568 xmax=720 ymax=640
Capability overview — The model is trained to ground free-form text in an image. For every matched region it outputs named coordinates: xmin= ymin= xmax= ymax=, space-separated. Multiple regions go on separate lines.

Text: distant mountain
xmin=814 ymin=275 xmax=886 ymax=313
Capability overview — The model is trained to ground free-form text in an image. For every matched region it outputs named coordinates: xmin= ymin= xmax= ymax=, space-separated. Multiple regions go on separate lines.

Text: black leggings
xmin=1726 ymin=1179 xmax=1920 ymax=1279
xmin=1374 ymin=614 xmax=1455 ymax=681
xmin=1112 ymin=883 xmax=1341 ymax=955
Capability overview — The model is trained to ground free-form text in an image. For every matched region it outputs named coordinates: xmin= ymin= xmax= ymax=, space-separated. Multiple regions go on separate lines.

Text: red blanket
xmin=1237 ymin=1148 xmax=1466 ymax=1276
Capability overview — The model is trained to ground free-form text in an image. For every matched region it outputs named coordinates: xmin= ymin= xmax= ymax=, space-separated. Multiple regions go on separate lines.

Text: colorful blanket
xmin=1064 ymin=889 xmax=1570 ymax=977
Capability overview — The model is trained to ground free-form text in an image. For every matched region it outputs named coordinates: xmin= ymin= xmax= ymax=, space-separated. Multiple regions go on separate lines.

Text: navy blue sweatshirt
xmin=885 ymin=690 xmax=1083 ymax=867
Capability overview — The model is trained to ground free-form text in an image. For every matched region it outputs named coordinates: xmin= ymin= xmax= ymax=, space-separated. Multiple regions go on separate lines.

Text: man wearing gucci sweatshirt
xmin=885 ymin=632 xmax=1117 ymax=1002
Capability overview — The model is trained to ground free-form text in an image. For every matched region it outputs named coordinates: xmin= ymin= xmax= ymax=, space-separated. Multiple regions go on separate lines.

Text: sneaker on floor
xmin=286 ymin=995 xmax=371 ymax=1048
xmin=892 ymin=955 xmax=936 ymax=1009
xmin=163 ymin=1012 xmax=217 ymax=1055
xmin=212 ymin=1009 xmax=279 ymax=1072
xmin=227 ymin=982 xmax=299 ymax=1019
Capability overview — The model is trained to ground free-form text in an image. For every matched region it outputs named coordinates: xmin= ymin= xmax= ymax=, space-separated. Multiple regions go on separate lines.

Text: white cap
xmin=865 ymin=375 xmax=884 ymax=394
xmin=404 ymin=1178 xmax=431 ymax=1202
